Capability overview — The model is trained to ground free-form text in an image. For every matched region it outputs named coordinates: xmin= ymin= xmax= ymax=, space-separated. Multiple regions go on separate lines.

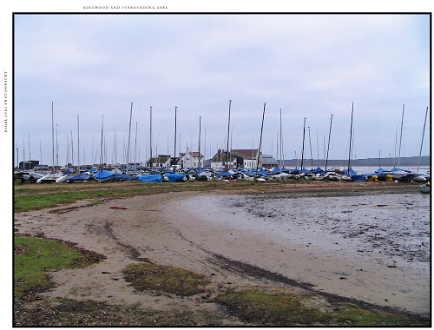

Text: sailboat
xmin=37 ymin=103 xmax=68 ymax=183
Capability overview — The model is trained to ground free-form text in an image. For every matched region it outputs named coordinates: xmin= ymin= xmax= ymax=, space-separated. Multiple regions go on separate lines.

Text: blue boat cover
xmin=375 ymin=167 xmax=391 ymax=173
xmin=138 ymin=174 xmax=162 ymax=182
xmin=67 ymin=174 xmax=90 ymax=182
xmin=352 ymin=174 xmax=367 ymax=182
xmin=110 ymin=173 xmax=138 ymax=181
xmin=164 ymin=173 xmax=186 ymax=182
xmin=290 ymin=167 xmax=301 ymax=174
xmin=257 ymin=168 xmax=269 ymax=176
xmin=272 ymin=167 xmax=281 ymax=174
xmin=313 ymin=167 xmax=323 ymax=173
xmin=94 ymin=170 xmax=113 ymax=180
xmin=216 ymin=171 xmax=233 ymax=178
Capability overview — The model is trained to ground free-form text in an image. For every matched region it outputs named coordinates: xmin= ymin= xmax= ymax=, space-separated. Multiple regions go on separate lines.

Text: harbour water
xmin=350 ymin=165 xmax=430 ymax=175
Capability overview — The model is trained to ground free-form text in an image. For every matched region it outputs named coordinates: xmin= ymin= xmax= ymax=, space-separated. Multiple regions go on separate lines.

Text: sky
xmin=9 ymin=7 xmax=431 ymax=167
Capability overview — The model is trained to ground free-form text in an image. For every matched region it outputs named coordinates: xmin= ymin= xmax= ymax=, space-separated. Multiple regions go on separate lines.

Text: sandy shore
xmin=14 ymin=188 xmax=430 ymax=317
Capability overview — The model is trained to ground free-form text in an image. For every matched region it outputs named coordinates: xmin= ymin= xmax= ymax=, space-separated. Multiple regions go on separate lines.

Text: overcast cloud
xmin=12 ymin=12 xmax=430 ymax=167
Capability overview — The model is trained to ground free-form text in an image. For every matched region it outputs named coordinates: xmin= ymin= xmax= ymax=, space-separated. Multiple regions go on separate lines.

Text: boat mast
xmin=77 ymin=115 xmax=80 ymax=170
xmin=71 ymin=130 xmax=74 ymax=168
xmin=126 ymin=102 xmax=133 ymax=168
xmin=226 ymin=100 xmax=232 ymax=169
xmin=99 ymin=115 xmax=104 ymax=173
xmin=174 ymin=106 xmax=177 ymax=159
xmin=397 ymin=104 xmax=405 ymax=168
xmin=134 ymin=121 xmax=138 ymax=165
xmin=149 ymin=106 xmax=153 ymax=168
xmin=198 ymin=115 xmax=202 ymax=168
xmin=280 ymin=108 xmax=283 ymax=168
xmin=308 ymin=126 xmax=313 ymax=169
xmin=417 ymin=106 xmax=429 ymax=173
xmin=51 ymin=102 xmax=55 ymax=172
xmin=325 ymin=114 xmax=333 ymax=171
xmin=301 ymin=117 xmax=306 ymax=170
xmin=347 ymin=102 xmax=354 ymax=173
xmin=256 ymin=102 xmax=266 ymax=175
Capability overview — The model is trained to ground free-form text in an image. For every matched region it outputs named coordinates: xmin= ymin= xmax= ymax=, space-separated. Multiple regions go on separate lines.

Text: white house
xmin=210 ymin=149 xmax=261 ymax=170
xmin=231 ymin=149 xmax=261 ymax=170
xmin=148 ymin=155 xmax=171 ymax=169
xmin=210 ymin=157 xmax=237 ymax=170
xmin=178 ymin=151 xmax=204 ymax=169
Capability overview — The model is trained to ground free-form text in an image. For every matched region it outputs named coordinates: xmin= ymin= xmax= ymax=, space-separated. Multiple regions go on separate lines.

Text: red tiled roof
xmin=231 ymin=149 xmax=259 ymax=158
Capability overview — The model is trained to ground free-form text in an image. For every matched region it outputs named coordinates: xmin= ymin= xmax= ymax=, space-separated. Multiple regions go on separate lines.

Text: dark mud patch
xmin=48 ymin=202 xmax=98 ymax=214
xmin=210 ymin=253 xmax=315 ymax=290
xmin=102 ymin=221 xmax=152 ymax=263
xmin=209 ymin=253 xmax=429 ymax=320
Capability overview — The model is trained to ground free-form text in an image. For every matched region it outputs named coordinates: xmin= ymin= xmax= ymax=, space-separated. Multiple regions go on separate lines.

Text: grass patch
xmin=14 ymin=236 xmax=104 ymax=299
xmin=214 ymin=288 xmax=429 ymax=326
xmin=122 ymin=263 xmax=211 ymax=297
xmin=14 ymin=180 xmax=416 ymax=213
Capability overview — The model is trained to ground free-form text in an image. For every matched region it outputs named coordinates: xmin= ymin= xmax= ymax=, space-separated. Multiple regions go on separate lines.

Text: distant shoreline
xmin=280 ymin=155 xmax=430 ymax=167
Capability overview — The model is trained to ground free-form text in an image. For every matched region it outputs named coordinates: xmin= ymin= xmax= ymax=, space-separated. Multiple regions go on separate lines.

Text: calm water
xmin=348 ymin=166 xmax=430 ymax=175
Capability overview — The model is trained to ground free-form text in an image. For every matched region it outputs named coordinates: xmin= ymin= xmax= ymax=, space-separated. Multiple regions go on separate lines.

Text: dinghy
xmin=37 ymin=171 xmax=68 ymax=183
xmin=94 ymin=170 xmax=113 ymax=183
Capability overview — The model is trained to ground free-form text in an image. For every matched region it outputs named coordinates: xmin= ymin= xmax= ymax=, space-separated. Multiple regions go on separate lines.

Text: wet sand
xmin=14 ymin=188 xmax=430 ymax=317
xmin=169 ymin=191 xmax=430 ymax=315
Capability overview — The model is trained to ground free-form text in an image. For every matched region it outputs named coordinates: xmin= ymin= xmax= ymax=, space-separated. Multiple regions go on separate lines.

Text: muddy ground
xmin=13 ymin=181 xmax=430 ymax=325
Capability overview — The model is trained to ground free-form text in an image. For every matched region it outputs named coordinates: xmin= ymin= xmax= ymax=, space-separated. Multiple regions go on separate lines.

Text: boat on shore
xmin=37 ymin=171 xmax=68 ymax=183
xmin=94 ymin=170 xmax=113 ymax=183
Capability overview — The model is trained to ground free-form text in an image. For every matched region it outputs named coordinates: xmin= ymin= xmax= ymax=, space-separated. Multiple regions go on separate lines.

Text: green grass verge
xmin=122 ymin=263 xmax=211 ymax=297
xmin=214 ymin=288 xmax=429 ymax=326
xmin=14 ymin=236 xmax=103 ymax=299
xmin=13 ymin=180 xmax=270 ymax=213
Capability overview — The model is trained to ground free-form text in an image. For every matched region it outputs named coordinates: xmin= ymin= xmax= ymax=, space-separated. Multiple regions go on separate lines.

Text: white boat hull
xmin=55 ymin=175 xmax=69 ymax=183
xmin=37 ymin=172 xmax=68 ymax=183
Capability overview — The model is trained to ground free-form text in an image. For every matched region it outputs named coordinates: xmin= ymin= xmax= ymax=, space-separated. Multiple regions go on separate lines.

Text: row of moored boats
xmin=14 ymin=166 xmax=430 ymax=187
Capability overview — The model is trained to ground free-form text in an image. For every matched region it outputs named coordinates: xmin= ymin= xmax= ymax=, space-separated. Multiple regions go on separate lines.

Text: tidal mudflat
xmin=171 ymin=190 xmax=430 ymax=315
